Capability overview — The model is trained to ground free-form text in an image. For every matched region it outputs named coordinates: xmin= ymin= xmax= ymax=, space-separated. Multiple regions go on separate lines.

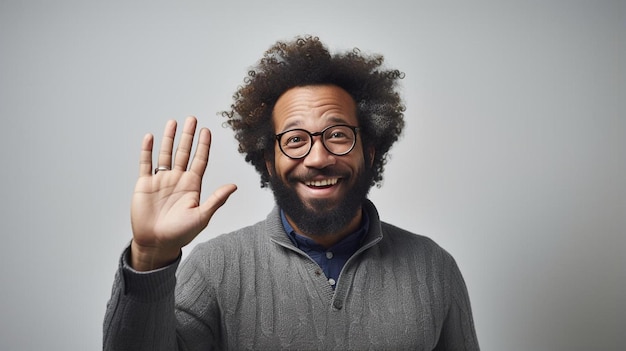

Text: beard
xmin=268 ymin=164 xmax=374 ymax=237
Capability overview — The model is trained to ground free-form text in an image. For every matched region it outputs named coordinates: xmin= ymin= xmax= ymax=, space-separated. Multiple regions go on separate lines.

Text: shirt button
xmin=328 ymin=278 xmax=336 ymax=286
xmin=326 ymin=252 xmax=334 ymax=259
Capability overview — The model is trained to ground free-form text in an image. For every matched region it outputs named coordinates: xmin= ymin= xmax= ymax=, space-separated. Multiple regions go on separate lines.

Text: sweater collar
xmin=266 ymin=199 xmax=383 ymax=250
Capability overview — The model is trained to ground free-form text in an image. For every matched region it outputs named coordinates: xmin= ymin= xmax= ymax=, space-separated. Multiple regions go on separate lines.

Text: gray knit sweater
xmin=103 ymin=201 xmax=479 ymax=350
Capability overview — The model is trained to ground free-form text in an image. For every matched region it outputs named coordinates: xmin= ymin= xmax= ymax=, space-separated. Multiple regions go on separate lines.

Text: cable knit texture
xmin=103 ymin=200 xmax=479 ymax=350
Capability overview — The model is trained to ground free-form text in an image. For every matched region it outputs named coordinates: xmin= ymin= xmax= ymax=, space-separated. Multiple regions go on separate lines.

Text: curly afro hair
xmin=222 ymin=35 xmax=405 ymax=188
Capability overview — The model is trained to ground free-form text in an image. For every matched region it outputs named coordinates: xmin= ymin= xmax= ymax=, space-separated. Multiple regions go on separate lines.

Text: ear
xmin=266 ymin=161 xmax=274 ymax=177
xmin=265 ymin=151 xmax=274 ymax=177
xmin=367 ymin=146 xmax=375 ymax=168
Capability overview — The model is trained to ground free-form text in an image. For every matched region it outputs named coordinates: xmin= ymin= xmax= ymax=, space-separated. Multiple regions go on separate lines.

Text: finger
xmin=188 ymin=127 xmax=211 ymax=178
xmin=157 ymin=120 xmax=177 ymax=169
xmin=199 ymin=183 xmax=238 ymax=222
xmin=173 ymin=116 xmax=197 ymax=171
xmin=138 ymin=133 xmax=154 ymax=177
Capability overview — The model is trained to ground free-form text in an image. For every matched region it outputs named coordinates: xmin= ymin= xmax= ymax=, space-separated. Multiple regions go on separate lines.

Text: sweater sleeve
xmin=103 ymin=246 xmax=181 ymax=351
xmin=434 ymin=255 xmax=480 ymax=351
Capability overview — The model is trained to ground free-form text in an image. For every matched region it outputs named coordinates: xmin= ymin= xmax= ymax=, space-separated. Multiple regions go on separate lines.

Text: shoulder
xmin=376 ymin=222 xmax=466 ymax=285
xmin=191 ymin=220 xmax=267 ymax=258
xmin=363 ymin=200 xmax=458 ymax=270
xmin=379 ymin=222 xmax=451 ymax=258
xmin=376 ymin=222 xmax=470 ymax=298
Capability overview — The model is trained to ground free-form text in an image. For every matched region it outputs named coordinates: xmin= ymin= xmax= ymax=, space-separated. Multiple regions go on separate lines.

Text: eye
xmin=324 ymin=126 xmax=353 ymax=143
xmin=286 ymin=135 xmax=304 ymax=144
xmin=281 ymin=130 xmax=309 ymax=148
xmin=328 ymin=131 xmax=348 ymax=139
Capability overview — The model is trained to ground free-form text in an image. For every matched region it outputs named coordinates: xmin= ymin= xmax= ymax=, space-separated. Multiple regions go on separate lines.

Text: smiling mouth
xmin=304 ymin=178 xmax=340 ymax=188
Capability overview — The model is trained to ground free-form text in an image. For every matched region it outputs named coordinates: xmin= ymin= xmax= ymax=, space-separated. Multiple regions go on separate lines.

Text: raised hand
xmin=130 ymin=116 xmax=237 ymax=271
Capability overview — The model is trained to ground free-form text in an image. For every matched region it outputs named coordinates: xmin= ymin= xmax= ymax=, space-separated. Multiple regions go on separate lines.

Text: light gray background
xmin=1 ymin=1 xmax=624 ymax=350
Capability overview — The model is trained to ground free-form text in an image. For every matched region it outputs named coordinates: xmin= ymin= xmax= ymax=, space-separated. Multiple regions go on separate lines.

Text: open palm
xmin=130 ymin=117 xmax=236 ymax=271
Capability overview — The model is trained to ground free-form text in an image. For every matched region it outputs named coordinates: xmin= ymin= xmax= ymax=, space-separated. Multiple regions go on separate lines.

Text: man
xmin=104 ymin=36 xmax=479 ymax=350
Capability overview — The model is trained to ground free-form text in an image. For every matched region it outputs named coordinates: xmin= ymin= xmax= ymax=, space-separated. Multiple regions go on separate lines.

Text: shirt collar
xmin=280 ymin=208 xmax=370 ymax=252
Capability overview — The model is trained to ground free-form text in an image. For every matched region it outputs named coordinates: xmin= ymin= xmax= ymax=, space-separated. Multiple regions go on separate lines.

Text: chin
xmin=269 ymin=171 xmax=373 ymax=237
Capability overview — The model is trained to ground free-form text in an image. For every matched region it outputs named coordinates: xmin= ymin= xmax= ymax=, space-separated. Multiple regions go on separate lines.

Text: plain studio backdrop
xmin=1 ymin=1 xmax=624 ymax=350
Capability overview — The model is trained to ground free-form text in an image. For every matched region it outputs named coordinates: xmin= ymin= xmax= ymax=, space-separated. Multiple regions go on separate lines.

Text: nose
xmin=303 ymin=136 xmax=336 ymax=169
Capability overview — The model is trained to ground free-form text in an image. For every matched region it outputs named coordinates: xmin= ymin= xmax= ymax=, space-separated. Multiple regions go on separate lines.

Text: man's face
xmin=267 ymin=85 xmax=374 ymax=237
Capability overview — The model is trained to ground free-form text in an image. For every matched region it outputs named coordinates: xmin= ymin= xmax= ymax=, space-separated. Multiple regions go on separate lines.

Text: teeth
xmin=305 ymin=178 xmax=339 ymax=187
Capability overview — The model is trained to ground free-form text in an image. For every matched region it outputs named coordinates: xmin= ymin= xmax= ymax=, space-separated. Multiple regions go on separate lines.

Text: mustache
xmin=287 ymin=168 xmax=349 ymax=183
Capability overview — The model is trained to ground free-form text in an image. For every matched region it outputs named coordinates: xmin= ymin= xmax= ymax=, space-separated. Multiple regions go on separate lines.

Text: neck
xmin=286 ymin=207 xmax=363 ymax=248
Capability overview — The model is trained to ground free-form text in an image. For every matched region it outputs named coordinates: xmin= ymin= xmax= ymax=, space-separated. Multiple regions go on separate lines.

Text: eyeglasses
xmin=275 ymin=124 xmax=359 ymax=159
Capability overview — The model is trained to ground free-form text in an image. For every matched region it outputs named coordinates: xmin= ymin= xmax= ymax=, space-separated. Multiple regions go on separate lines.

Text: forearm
xmin=103 ymin=247 xmax=181 ymax=351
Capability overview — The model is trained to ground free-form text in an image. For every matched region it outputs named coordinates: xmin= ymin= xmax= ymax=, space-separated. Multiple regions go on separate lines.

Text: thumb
xmin=199 ymin=183 xmax=238 ymax=221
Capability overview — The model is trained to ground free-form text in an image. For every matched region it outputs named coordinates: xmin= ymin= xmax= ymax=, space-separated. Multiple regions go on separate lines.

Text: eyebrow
xmin=279 ymin=116 xmax=351 ymax=133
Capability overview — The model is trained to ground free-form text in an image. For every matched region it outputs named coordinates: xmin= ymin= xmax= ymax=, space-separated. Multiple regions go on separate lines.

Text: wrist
xmin=130 ymin=241 xmax=181 ymax=271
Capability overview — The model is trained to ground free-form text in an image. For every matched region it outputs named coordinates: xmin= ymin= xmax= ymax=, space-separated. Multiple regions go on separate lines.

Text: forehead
xmin=272 ymin=85 xmax=357 ymax=131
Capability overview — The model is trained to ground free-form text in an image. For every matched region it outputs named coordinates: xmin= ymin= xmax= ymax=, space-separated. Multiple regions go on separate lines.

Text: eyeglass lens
xmin=279 ymin=125 xmax=356 ymax=158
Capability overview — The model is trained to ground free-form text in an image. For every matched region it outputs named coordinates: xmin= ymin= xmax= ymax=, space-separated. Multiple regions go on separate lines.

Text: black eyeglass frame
xmin=274 ymin=124 xmax=360 ymax=159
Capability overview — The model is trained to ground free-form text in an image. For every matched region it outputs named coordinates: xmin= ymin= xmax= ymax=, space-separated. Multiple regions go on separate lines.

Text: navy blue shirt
xmin=281 ymin=209 xmax=369 ymax=289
